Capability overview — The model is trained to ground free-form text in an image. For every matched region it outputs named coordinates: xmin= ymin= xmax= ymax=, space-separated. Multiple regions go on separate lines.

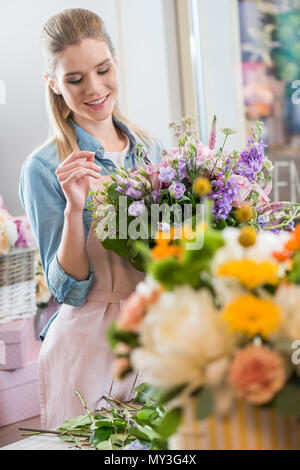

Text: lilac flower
xmin=178 ymin=158 xmax=188 ymax=180
xmin=235 ymin=140 xmax=267 ymax=181
xmin=128 ymin=200 xmax=146 ymax=217
xmin=169 ymin=182 xmax=186 ymax=199
xmin=158 ymin=166 xmax=177 ymax=184
xmin=124 ymin=439 xmax=151 ymax=450
xmin=257 ymin=214 xmax=270 ymax=225
xmin=146 ymin=189 xmax=162 ymax=203
xmin=126 ymin=187 xmax=144 ymax=199
xmin=116 ymin=186 xmax=127 ymax=194
xmin=210 ymin=178 xmax=239 ymax=221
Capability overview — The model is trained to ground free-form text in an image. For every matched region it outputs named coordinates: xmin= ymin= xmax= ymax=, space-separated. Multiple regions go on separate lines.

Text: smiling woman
xmin=19 ymin=8 xmax=163 ymax=430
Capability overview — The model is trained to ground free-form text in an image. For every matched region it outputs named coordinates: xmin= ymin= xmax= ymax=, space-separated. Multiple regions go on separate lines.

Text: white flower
xmin=131 ymin=286 xmax=234 ymax=388
xmin=136 ymin=275 xmax=160 ymax=299
xmin=5 ymin=219 xmax=18 ymax=247
xmin=212 ymin=228 xmax=288 ymax=271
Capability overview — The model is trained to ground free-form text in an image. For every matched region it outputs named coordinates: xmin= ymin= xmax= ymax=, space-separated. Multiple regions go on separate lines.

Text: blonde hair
xmin=39 ymin=8 xmax=156 ymax=161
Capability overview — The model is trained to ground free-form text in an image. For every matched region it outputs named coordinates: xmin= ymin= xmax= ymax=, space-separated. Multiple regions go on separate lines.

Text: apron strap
xmin=87 ymin=289 xmax=131 ymax=304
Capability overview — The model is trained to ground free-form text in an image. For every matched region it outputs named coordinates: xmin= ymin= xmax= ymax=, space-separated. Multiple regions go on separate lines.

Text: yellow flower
xmin=234 ymin=204 xmax=255 ymax=223
xmin=222 ymin=294 xmax=282 ymax=339
xmin=218 ymin=259 xmax=279 ymax=289
xmin=238 ymin=226 xmax=257 ymax=247
xmin=193 ymin=177 xmax=211 ymax=196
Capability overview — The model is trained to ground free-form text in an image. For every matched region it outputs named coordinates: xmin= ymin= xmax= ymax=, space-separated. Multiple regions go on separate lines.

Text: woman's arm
xmin=19 ymin=152 xmax=100 ymax=306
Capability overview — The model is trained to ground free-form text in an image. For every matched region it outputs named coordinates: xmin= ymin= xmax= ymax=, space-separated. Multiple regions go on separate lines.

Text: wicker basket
xmin=0 ymin=247 xmax=37 ymax=323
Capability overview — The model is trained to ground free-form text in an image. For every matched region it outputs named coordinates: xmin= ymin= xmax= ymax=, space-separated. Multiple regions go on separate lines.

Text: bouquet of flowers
xmin=0 ymin=195 xmax=35 ymax=255
xmin=90 ymin=117 xmax=300 ymax=271
xmin=107 ymin=220 xmax=300 ymax=436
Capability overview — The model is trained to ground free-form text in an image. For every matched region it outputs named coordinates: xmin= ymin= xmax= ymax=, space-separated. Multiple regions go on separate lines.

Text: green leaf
xmin=94 ymin=420 xmax=113 ymax=429
xmin=274 ymin=384 xmax=300 ymax=416
xmin=95 ymin=440 xmax=112 ymax=450
xmin=90 ymin=427 xmax=114 ymax=446
xmin=106 ymin=322 xmax=139 ymax=349
xmin=156 ymin=407 xmax=182 ymax=439
xmin=196 ymin=387 xmax=214 ymax=420
xmin=135 ymin=407 xmax=159 ymax=425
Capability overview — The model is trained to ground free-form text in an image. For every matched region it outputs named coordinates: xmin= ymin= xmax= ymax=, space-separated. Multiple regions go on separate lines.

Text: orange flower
xmin=151 ymin=244 xmax=183 ymax=260
xmin=228 ymin=345 xmax=286 ymax=404
xmin=285 ymin=224 xmax=300 ymax=252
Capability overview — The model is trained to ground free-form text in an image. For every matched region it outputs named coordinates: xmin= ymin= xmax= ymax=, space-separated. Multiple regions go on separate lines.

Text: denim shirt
xmin=19 ymin=116 xmax=162 ymax=340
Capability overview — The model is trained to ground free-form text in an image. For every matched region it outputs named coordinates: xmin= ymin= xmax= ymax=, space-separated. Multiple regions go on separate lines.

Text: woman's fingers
xmin=58 ymin=167 xmax=102 ymax=186
xmin=59 ymin=150 xmax=95 ymax=168
xmin=56 ymin=160 xmax=101 ymax=177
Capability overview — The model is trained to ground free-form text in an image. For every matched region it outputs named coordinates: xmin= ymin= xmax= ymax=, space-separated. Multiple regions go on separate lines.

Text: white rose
xmin=131 ymin=286 xmax=234 ymax=388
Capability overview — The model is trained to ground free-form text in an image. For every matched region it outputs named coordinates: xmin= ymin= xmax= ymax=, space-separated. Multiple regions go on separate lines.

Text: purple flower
xmin=146 ymin=189 xmax=162 ymax=203
xmin=126 ymin=187 xmax=144 ymax=199
xmin=169 ymin=182 xmax=186 ymax=199
xmin=124 ymin=439 xmax=151 ymax=450
xmin=158 ymin=166 xmax=177 ymax=184
xmin=210 ymin=178 xmax=239 ymax=221
xmin=178 ymin=158 xmax=188 ymax=180
xmin=128 ymin=200 xmax=146 ymax=217
xmin=116 ymin=186 xmax=127 ymax=194
xmin=235 ymin=140 xmax=267 ymax=181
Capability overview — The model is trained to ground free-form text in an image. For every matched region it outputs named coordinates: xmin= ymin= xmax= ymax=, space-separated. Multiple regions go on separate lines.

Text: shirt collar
xmin=68 ymin=116 xmax=137 ymax=158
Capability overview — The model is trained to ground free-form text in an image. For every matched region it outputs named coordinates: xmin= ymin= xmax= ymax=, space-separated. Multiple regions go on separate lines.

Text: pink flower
xmin=255 ymin=184 xmax=271 ymax=208
xmin=117 ymin=292 xmax=148 ymax=332
xmin=145 ymin=164 xmax=163 ymax=191
xmin=228 ymin=345 xmax=286 ymax=405
xmin=113 ymin=357 xmax=131 ymax=377
xmin=230 ymin=175 xmax=253 ymax=208
xmin=169 ymin=148 xmax=181 ymax=160
xmin=196 ymin=142 xmax=214 ymax=160
xmin=13 ymin=215 xmax=35 ymax=248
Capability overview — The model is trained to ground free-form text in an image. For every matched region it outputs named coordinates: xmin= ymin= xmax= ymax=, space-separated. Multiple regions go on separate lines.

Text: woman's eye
xmin=68 ymin=68 xmax=110 ymax=85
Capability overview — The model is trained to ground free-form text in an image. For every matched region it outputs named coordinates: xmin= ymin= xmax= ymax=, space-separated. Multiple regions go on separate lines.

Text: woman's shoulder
xmin=22 ymin=139 xmax=60 ymax=174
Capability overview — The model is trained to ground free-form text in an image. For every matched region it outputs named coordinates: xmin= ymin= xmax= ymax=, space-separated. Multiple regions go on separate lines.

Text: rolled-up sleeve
xmin=19 ymin=155 xmax=93 ymax=306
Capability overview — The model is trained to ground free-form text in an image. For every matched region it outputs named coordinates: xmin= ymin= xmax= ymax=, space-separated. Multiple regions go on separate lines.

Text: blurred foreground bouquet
xmin=90 ymin=117 xmax=300 ymax=272
xmin=107 ymin=220 xmax=300 ymax=447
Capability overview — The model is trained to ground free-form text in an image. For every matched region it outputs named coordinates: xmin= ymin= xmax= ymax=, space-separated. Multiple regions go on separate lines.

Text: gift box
xmin=0 ymin=317 xmax=36 ymax=370
xmin=0 ymin=340 xmax=41 ymax=427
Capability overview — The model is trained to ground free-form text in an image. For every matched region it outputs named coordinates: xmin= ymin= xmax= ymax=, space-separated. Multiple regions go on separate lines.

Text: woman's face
xmin=46 ymin=38 xmax=119 ymax=123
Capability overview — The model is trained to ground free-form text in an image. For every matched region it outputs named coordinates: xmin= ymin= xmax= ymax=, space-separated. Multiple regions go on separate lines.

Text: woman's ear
xmin=44 ymin=72 xmax=61 ymax=95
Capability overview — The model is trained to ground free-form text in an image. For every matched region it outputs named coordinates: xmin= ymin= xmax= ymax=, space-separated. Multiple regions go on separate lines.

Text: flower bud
xmin=238 ymin=226 xmax=257 ymax=247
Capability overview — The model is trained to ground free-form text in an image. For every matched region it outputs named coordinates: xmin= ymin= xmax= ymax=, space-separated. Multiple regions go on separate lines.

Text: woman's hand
xmin=55 ymin=150 xmax=101 ymax=214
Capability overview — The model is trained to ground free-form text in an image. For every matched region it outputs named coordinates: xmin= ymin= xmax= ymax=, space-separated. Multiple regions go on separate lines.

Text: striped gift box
xmin=169 ymin=397 xmax=300 ymax=450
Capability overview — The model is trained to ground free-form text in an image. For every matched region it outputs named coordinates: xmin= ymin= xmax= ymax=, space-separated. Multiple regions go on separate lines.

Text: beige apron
xmin=38 ymin=177 xmax=145 ymax=429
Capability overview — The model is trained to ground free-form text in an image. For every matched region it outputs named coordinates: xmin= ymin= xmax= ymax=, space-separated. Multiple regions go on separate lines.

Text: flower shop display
xmin=107 ymin=220 xmax=300 ymax=450
xmin=90 ymin=117 xmax=300 ymax=272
